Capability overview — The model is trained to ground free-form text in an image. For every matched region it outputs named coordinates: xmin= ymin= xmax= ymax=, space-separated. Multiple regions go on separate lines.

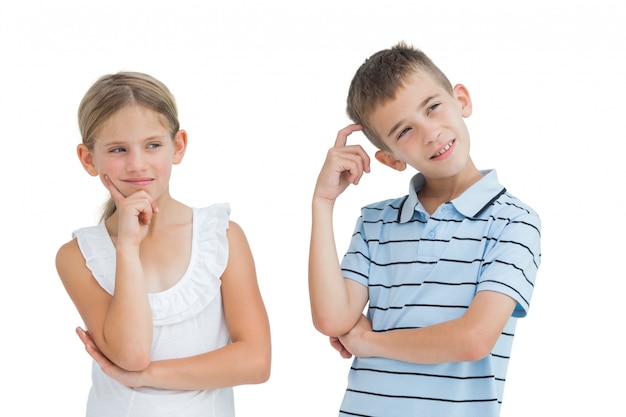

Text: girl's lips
xmin=430 ymin=139 xmax=455 ymax=160
xmin=123 ymin=178 xmax=154 ymax=186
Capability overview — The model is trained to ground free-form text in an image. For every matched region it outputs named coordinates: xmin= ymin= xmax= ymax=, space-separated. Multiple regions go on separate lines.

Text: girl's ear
xmin=77 ymin=144 xmax=98 ymax=176
xmin=375 ymin=150 xmax=407 ymax=172
xmin=453 ymin=84 xmax=473 ymax=118
xmin=172 ymin=129 xmax=188 ymax=165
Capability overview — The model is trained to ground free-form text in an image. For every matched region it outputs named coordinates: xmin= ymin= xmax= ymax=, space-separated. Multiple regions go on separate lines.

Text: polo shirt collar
xmin=399 ymin=169 xmax=506 ymax=223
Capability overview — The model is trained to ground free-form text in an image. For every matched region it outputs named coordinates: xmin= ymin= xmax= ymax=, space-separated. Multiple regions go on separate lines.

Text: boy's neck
xmin=418 ymin=161 xmax=483 ymax=214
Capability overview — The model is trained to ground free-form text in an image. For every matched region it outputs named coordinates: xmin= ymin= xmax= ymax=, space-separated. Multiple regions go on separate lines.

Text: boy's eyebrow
xmin=386 ymin=95 xmax=438 ymax=138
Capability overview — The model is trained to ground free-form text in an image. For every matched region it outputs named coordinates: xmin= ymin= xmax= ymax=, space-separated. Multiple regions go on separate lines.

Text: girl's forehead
xmin=95 ymin=105 xmax=169 ymax=142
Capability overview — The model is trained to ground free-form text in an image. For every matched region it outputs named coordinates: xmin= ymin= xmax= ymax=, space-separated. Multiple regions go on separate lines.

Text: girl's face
xmin=77 ymin=105 xmax=187 ymax=201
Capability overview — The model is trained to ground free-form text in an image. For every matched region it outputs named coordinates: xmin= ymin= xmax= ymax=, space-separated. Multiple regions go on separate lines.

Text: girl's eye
xmin=110 ymin=147 xmax=125 ymax=153
xmin=147 ymin=143 xmax=161 ymax=149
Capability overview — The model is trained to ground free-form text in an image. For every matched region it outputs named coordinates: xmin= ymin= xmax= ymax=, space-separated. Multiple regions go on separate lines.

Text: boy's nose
xmin=421 ymin=122 xmax=442 ymax=145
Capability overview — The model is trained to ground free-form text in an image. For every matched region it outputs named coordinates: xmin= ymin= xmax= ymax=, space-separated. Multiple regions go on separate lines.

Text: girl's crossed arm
xmin=75 ymin=221 xmax=271 ymax=391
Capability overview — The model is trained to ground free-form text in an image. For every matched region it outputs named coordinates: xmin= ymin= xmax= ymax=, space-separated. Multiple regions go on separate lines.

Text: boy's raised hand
xmin=103 ymin=174 xmax=158 ymax=246
xmin=314 ymin=124 xmax=371 ymax=202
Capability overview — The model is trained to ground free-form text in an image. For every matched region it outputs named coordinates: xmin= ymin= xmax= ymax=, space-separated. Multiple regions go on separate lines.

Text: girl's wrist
xmin=115 ymin=242 xmax=141 ymax=254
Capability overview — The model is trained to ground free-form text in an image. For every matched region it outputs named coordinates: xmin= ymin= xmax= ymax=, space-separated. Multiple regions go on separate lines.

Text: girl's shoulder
xmin=194 ymin=202 xmax=231 ymax=231
xmin=56 ymin=236 xmax=81 ymax=273
xmin=57 ymin=222 xmax=106 ymax=272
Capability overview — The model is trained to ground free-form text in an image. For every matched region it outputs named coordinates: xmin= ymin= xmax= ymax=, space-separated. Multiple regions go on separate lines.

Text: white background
xmin=1 ymin=1 xmax=624 ymax=415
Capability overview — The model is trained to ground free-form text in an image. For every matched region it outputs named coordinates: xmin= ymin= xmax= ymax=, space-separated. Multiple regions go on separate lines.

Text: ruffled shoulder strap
xmin=149 ymin=203 xmax=231 ymax=326
xmin=72 ymin=223 xmax=116 ymax=294
xmin=71 ymin=204 xmax=231 ymax=327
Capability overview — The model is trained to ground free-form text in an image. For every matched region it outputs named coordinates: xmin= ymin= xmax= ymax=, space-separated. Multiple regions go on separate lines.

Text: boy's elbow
xmin=312 ymin=314 xmax=353 ymax=337
xmin=458 ymin=329 xmax=496 ymax=362
xmin=460 ymin=343 xmax=491 ymax=363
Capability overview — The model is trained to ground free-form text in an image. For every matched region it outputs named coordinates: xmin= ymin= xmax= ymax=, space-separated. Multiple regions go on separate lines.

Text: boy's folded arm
xmin=313 ymin=279 xmax=369 ymax=337
xmin=309 ymin=199 xmax=369 ymax=336
xmin=351 ymin=290 xmax=517 ymax=364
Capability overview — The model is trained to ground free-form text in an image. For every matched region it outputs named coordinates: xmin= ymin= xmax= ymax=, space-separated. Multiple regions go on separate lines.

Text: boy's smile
xmin=430 ymin=139 xmax=456 ymax=160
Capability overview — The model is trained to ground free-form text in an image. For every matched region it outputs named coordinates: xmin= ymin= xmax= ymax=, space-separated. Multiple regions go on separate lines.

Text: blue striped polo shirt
xmin=339 ymin=169 xmax=541 ymax=417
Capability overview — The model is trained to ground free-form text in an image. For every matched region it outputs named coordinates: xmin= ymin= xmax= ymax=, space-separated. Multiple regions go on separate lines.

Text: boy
xmin=309 ymin=42 xmax=541 ymax=416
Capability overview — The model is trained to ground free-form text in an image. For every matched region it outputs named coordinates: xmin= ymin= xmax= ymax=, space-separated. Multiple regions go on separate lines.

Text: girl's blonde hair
xmin=77 ymin=72 xmax=180 ymax=221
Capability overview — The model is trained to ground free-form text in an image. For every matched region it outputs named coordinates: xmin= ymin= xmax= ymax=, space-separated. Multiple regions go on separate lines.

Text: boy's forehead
xmin=403 ymin=70 xmax=444 ymax=92
xmin=368 ymin=72 xmax=449 ymax=137
xmin=372 ymin=71 xmax=443 ymax=114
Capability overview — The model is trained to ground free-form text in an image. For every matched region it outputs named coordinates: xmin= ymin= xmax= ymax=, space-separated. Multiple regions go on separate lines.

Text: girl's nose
xmin=126 ymin=151 xmax=147 ymax=171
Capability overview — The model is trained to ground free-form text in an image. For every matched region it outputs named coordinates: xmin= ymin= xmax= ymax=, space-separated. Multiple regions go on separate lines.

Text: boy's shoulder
xmin=493 ymin=190 xmax=541 ymax=223
xmin=359 ymin=195 xmax=410 ymax=222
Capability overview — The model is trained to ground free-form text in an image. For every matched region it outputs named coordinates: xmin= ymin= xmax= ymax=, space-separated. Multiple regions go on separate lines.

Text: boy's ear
xmin=375 ymin=150 xmax=407 ymax=172
xmin=453 ymin=84 xmax=473 ymax=118
xmin=76 ymin=144 xmax=98 ymax=177
xmin=172 ymin=129 xmax=188 ymax=165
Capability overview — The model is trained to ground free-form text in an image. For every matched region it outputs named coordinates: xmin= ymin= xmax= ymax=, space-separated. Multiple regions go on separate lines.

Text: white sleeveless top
xmin=72 ymin=203 xmax=234 ymax=417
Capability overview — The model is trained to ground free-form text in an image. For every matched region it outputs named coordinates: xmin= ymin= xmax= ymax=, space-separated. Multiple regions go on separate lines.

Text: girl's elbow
xmin=253 ymin=357 xmax=271 ymax=384
xmin=116 ymin=346 xmax=152 ymax=371
xmin=246 ymin=347 xmax=271 ymax=384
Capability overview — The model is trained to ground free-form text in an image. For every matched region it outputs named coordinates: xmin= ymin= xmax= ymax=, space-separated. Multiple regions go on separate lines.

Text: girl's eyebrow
xmin=99 ymin=134 xmax=166 ymax=147
xmin=386 ymin=95 xmax=438 ymax=139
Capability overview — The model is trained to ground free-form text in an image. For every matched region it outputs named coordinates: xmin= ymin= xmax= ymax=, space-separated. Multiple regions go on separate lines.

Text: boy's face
xmin=370 ymin=72 xmax=473 ymax=181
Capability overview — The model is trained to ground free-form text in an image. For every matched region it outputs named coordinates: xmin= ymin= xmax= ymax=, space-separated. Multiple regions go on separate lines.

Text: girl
xmin=56 ymin=72 xmax=271 ymax=417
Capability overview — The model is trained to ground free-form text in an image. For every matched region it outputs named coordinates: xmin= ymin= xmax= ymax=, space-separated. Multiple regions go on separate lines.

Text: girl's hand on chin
xmin=103 ymin=174 xmax=158 ymax=246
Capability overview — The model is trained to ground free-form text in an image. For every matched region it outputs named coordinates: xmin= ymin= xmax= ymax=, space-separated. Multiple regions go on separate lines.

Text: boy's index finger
xmin=334 ymin=124 xmax=363 ymax=147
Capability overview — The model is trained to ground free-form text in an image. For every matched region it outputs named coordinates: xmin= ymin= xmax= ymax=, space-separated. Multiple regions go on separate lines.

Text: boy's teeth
xmin=436 ymin=141 xmax=453 ymax=156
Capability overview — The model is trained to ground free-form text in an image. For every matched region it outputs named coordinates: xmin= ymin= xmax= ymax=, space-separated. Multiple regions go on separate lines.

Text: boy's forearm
xmin=346 ymin=291 xmax=517 ymax=364
xmin=359 ymin=318 xmax=484 ymax=364
xmin=308 ymin=198 xmax=362 ymax=335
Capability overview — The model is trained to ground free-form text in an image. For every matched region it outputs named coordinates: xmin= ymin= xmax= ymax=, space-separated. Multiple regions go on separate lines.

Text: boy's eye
xmin=147 ymin=143 xmax=161 ymax=149
xmin=427 ymin=103 xmax=441 ymax=114
xmin=110 ymin=147 xmax=125 ymax=153
xmin=398 ymin=127 xmax=411 ymax=139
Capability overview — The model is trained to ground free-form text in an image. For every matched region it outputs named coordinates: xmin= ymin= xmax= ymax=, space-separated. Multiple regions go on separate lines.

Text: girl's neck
xmin=105 ymin=195 xmax=192 ymax=238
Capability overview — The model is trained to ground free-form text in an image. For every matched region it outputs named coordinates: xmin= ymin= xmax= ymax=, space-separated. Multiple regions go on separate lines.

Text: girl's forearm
xmin=141 ymin=339 xmax=271 ymax=391
xmin=101 ymin=246 xmax=153 ymax=370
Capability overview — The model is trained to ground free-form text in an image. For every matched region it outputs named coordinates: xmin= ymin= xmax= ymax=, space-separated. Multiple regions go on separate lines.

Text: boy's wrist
xmin=311 ymin=194 xmax=336 ymax=211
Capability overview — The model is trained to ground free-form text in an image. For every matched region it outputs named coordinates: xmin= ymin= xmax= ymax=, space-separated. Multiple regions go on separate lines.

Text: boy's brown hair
xmin=346 ymin=41 xmax=454 ymax=151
